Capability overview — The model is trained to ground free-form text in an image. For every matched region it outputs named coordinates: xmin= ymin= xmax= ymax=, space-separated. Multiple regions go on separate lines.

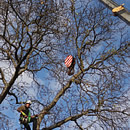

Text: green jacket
xmin=17 ymin=105 xmax=31 ymax=123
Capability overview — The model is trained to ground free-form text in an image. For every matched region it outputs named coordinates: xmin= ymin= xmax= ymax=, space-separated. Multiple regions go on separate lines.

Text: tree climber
xmin=17 ymin=100 xmax=38 ymax=130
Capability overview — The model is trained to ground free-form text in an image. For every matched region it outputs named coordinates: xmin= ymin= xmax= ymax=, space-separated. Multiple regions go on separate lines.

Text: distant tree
xmin=0 ymin=0 xmax=129 ymax=130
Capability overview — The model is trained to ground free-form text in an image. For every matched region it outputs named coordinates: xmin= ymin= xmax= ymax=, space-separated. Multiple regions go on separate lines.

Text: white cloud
xmin=0 ymin=61 xmax=39 ymax=98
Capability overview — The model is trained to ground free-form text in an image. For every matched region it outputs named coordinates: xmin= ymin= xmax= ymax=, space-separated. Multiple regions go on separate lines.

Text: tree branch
xmin=41 ymin=109 xmax=95 ymax=130
xmin=0 ymin=68 xmax=7 ymax=86
xmin=74 ymin=120 xmax=84 ymax=130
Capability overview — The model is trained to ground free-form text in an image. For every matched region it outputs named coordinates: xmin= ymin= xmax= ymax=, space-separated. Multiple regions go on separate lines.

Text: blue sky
xmin=0 ymin=0 xmax=130 ymax=129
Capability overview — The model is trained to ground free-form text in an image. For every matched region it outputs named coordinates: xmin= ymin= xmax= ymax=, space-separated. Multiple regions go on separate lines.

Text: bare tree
xmin=0 ymin=0 xmax=129 ymax=129
xmin=0 ymin=0 xmax=63 ymax=103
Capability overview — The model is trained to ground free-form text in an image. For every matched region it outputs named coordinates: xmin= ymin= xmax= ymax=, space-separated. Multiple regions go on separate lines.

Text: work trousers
xmin=22 ymin=117 xmax=37 ymax=130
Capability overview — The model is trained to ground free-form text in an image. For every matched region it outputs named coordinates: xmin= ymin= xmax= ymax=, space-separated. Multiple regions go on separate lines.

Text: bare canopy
xmin=0 ymin=0 xmax=130 ymax=129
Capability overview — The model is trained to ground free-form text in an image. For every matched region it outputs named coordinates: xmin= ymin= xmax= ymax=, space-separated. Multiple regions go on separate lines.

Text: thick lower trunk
xmin=37 ymin=114 xmax=44 ymax=130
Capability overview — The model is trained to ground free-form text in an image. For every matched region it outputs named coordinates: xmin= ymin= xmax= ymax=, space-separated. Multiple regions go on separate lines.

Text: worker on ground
xmin=17 ymin=100 xmax=38 ymax=130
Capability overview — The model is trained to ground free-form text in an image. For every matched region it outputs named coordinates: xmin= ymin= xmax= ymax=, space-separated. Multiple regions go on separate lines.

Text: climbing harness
xmin=20 ymin=111 xmax=31 ymax=124
xmin=19 ymin=111 xmax=31 ymax=130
